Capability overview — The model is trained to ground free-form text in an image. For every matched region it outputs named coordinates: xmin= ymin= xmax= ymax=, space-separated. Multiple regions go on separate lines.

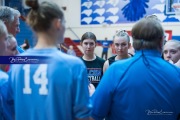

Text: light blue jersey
xmin=92 ymin=50 xmax=180 ymax=120
xmin=0 ymin=69 xmax=14 ymax=120
xmin=8 ymin=48 xmax=91 ymax=120
xmin=0 ymin=70 xmax=8 ymax=86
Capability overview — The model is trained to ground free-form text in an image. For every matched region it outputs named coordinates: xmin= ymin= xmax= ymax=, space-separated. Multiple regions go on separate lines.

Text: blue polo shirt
xmin=92 ymin=49 xmax=180 ymax=120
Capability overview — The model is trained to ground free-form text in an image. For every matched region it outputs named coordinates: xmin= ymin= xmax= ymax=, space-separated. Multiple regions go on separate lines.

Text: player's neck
xmin=116 ymin=54 xmax=130 ymax=60
xmin=34 ymin=34 xmax=56 ymax=49
xmin=35 ymin=42 xmax=56 ymax=49
xmin=83 ymin=54 xmax=96 ymax=61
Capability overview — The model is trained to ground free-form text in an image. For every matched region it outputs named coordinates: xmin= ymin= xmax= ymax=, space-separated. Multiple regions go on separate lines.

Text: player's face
xmin=114 ymin=36 xmax=129 ymax=56
xmin=81 ymin=39 xmax=96 ymax=56
xmin=0 ymin=33 xmax=8 ymax=56
xmin=6 ymin=38 xmax=18 ymax=56
xmin=6 ymin=16 xmax=20 ymax=37
xmin=163 ymin=42 xmax=180 ymax=63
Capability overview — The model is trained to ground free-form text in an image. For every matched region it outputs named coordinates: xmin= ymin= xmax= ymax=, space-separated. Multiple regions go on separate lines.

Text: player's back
xmin=8 ymin=48 xmax=91 ymax=120
xmin=106 ymin=50 xmax=180 ymax=120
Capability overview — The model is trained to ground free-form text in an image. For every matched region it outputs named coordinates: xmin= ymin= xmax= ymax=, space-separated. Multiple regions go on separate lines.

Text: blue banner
xmin=81 ymin=0 xmax=180 ymax=25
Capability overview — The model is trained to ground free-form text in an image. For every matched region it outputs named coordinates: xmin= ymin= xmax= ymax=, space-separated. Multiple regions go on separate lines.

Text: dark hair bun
xmin=26 ymin=0 xmax=39 ymax=10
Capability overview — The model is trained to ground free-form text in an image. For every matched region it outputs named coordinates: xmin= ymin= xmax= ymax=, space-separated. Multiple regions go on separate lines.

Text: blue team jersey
xmin=92 ymin=49 xmax=180 ymax=120
xmin=8 ymin=48 xmax=91 ymax=120
xmin=0 ymin=69 xmax=14 ymax=120
xmin=0 ymin=70 xmax=8 ymax=86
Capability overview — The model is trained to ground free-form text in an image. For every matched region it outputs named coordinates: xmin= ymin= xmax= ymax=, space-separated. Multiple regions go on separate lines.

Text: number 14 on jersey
xmin=23 ymin=64 xmax=48 ymax=95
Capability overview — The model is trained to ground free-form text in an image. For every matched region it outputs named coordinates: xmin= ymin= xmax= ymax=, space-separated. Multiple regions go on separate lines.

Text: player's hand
xmin=88 ymin=83 xmax=95 ymax=97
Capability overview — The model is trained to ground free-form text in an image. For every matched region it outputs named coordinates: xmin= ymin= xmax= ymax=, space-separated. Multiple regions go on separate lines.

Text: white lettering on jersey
xmin=23 ymin=64 xmax=48 ymax=95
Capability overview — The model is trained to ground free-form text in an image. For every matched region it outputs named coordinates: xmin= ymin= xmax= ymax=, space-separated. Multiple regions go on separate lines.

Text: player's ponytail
xmin=25 ymin=0 xmax=64 ymax=32
xmin=26 ymin=0 xmax=39 ymax=10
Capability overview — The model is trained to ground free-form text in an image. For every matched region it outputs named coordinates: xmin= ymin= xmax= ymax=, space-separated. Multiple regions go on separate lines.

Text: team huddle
xmin=0 ymin=0 xmax=180 ymax=120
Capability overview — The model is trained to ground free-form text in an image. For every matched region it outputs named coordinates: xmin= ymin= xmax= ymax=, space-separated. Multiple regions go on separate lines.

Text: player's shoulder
xmin=55 ymin=51 xmax=85 ymax=67
xmin=103 ymin=60 xmax=109 ymax=68
xmin=96 ymin=56 xmax=105 ymax=63
xmin=108 ymin=55 xmax=116 ymax=61
xmin=110 ymin=57 xmax=133 ymax=70
xmin=17 ymin=48 xmax=84 ymax=67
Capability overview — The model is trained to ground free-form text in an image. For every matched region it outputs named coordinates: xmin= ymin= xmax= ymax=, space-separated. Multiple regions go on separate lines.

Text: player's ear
xmin=128 ymin=42 xmax=131 ymax=49
xmin=57 ymin=19 xmax=61 ymax=30
xmin=53 ymin=19 xmax=62 ymax=30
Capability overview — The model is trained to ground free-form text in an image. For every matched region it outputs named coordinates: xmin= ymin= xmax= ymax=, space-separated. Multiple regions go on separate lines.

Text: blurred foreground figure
xmin=6 ymin=0 xmax=91 ymax=120
xmin=91 ymin=18 xmax=180 ymax=120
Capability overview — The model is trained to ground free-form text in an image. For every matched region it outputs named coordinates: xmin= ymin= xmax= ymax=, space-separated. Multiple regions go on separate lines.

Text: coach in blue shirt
xmin=91 ymin=17 xmax=180 ymax=120
xmin=101 ymin=37 xmax=110 ymax=60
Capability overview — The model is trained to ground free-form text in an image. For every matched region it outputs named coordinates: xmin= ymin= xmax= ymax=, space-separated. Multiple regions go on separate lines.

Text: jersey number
xmin=23 ymin=64 xmax=48 ymax=95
